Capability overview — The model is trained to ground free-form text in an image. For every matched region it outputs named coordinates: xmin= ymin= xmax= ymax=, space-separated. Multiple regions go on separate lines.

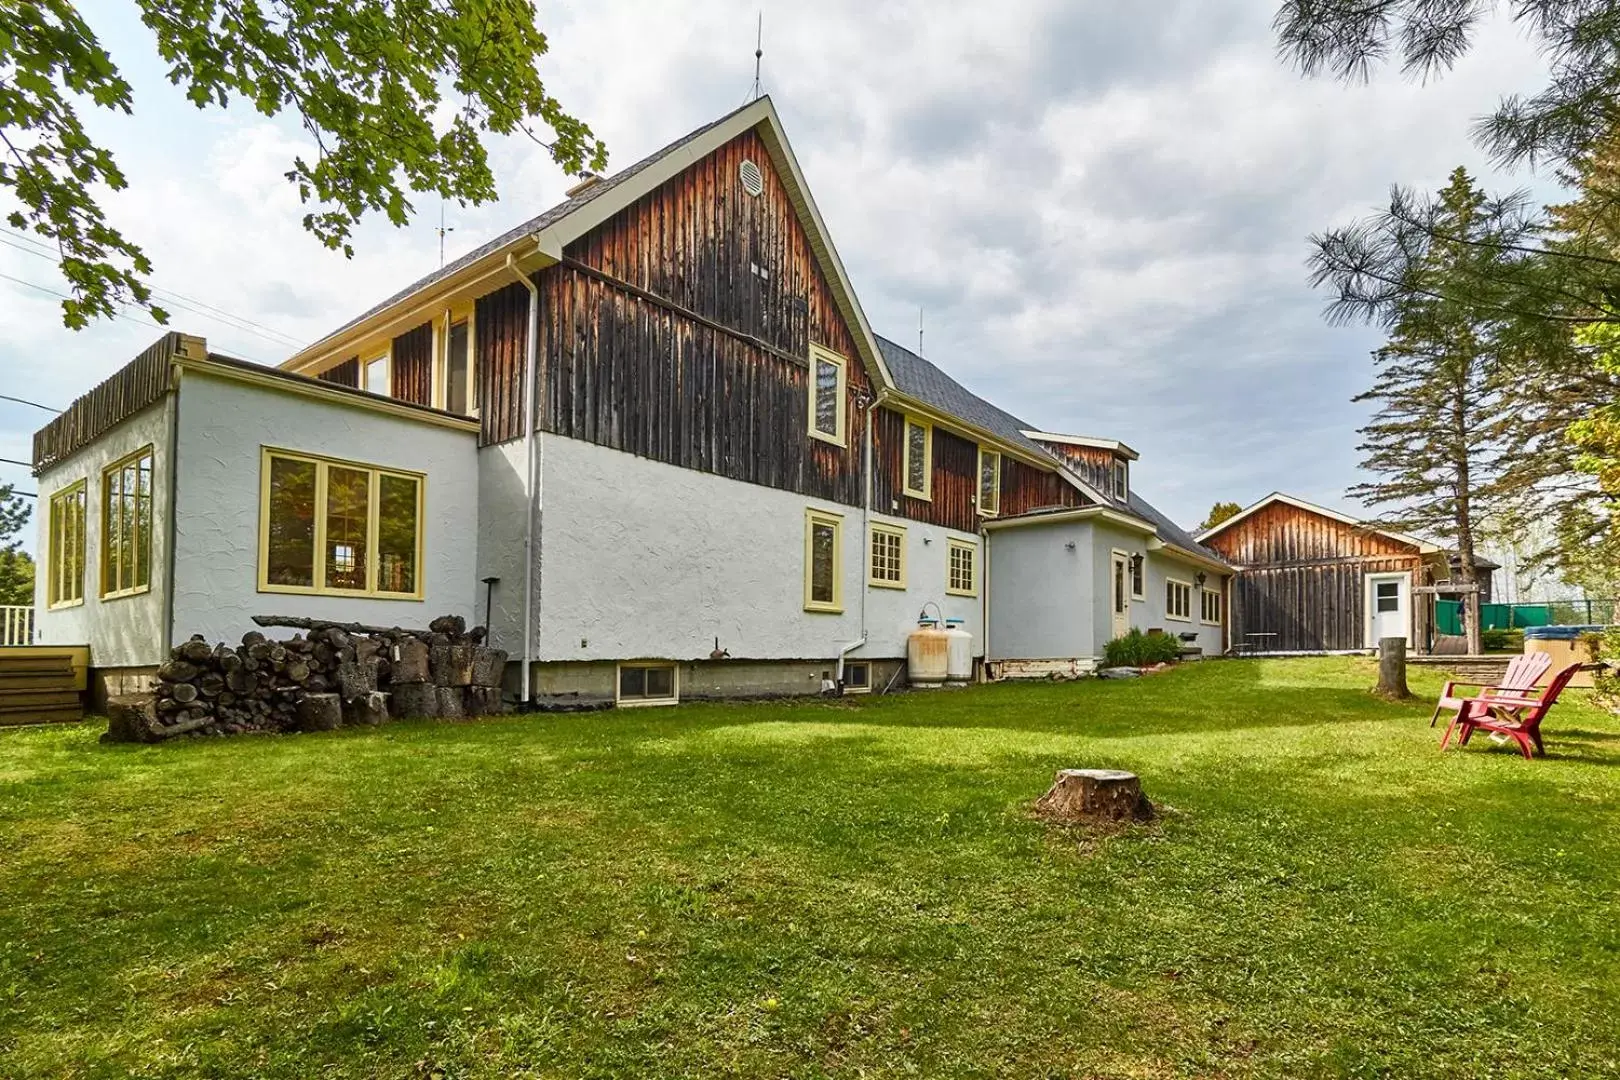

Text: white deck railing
xmin=1 ymin=605 xmax=34 ymax=646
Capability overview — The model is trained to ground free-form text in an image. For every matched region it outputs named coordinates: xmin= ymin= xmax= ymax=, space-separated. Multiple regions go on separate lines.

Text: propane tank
xmin=943 ymin=617 xmax=973 ymax=685
xmin=907 ymin=617 xmax=949 ymax=688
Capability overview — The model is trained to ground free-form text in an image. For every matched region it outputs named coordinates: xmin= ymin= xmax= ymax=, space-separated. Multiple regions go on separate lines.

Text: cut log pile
xmin=104 ymin=615 xmax=507 ymax=743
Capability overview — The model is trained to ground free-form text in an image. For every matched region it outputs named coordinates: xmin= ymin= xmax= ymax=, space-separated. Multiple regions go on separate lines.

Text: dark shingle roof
xmin=874 ymin=334 xmax=1227 ymax=566
xmin=303 ymin=99 xmax=764 ymax=354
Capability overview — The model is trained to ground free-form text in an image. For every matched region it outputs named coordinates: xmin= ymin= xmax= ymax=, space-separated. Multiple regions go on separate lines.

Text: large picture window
xmin=977 ymin=447 xmax=1001 ymax=517
xmin=804 ymin=508 xmax=844 ymax=613
xmin=47 ymin=480 xmax=86 ymax=608
xmin=259 ymin=448 xmax=423 ymax=598
xmin=808 ymin=344 xmax=848 ymax=446
xmin=101 ymin=446 xmax=153 ymax=599
xmin=903 ymin=416 xmax=931 ymax=499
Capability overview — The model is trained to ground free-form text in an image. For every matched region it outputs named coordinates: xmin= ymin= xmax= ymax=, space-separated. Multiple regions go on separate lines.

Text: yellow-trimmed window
xmin=47 ymin=480 xmax=86 ymax=608
xmin=977 ymin=447 xmax=1001 ymax=516
xmin=804 ymin=508 xmax=844 ymax=612
xmin=947 ymin=538 xmax=978 ymax=597
xmin=1166 ymin=579 xmax=1192 ymax=621
xmin=259 ymin=448 xmax=424 ymax=598
xmin=808 ymin=344 xmax=848 ymax=446
xmin=869 ymin=521 xmax=906 ymax=589
xmin=903 ymin=416 xmax=931 ymax=499
xmin=364 ymin=352 xmax=390 ymax=396
xmin=100 ymin=446 xmax=153 ymax=599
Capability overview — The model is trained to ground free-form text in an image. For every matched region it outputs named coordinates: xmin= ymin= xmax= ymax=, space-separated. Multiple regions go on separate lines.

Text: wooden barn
xmin=1198 ymin=493 xmax=1459 ymax=654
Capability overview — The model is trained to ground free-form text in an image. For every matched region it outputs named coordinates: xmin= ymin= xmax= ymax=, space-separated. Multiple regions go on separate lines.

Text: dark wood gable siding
xmin=391 ymin=322 xmax=434 ymax=407
xmin=476 ymin=282 xmax=530 ymax=445
xmin=872 ymin=407 xmax=1084 ymax=530
xmin=318 ymin=357 xmax=359 ymax=388
xmin=523 ymin=127 xmax=867 ymax=505
xmin=1203 ymin=501 xmax=1426 ymax=652
xmin=1040 ymin=442 xmax=1118 ymax=496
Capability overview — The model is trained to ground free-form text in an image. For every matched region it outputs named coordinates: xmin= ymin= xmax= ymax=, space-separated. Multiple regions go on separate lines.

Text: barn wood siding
xmin=391 ymin=322 xmax=434 ymax=407
xmin=1002 ymin=458 xmax=1080 ymax=517
xmin=475 ymin=281 xmax=530 ymax=445
xmin=318 ymin=357 xmax=359 ymax=388
xmin=500 ymin=127 xmax=869 ymax=504
xmin=1041 ymin=442 xmax=1118 ymax=496
xmin=34 ymin=333 xmax=182 ymax=470
xmin=1202 ymin=501 xmax=1419 ymax=567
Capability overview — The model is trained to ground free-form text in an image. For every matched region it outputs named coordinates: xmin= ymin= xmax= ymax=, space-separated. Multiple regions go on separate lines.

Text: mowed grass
xmin=2 ymin=658 xmax=1618 ymax=1079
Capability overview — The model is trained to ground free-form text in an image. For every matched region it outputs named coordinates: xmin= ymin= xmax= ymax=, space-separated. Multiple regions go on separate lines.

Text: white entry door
xmin=1365 ymin=573 xmax=1410 ymax=646
xmin=1110 ymin=552 xmax=1131 ymax=641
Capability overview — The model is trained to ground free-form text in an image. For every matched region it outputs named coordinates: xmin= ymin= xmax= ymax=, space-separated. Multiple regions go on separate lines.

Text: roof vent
xmin=565 ymin=172 xmax=603 ymax=198
xmin=739 ymin=158 xmax=764 ymax=197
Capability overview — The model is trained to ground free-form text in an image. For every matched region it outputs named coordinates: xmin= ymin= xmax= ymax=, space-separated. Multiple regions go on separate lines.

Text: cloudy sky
xmin=0 ymin=0 xmax=1560 ymax=548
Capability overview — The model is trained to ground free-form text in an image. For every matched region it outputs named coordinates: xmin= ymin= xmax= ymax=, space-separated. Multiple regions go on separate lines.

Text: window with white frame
xmin=808 ymin=344 xmax=848 ymax=445
xmin=903 ymin=416 xmax=931 ymax=499
xmin=869 ymin=522 xmax=906 ymax=588
xmin=804 ymin=508 xmax=844 ymax=612
xmin=445 ymin=319 xmax=471 ymax=415
xmin=843 ymin=661 xmax=871 ymax=693
xmin=1129 ymin=553 xmax=1145 ymax=599
xmin=618 ymin=662 xmax=678 ymax=706
xmin=978 ymin=447 xmax=1001 ymax=516
xmin=364 ymin=353 xmax=390 ymax=396
xmin=1113 ymin=459 xmax=1128 ymax=501
xmin=1165 ymin=578 xmax=1192 ymax=621
xmin=947 ymin=538 xmax=978 ymax=597
xmin=1201 ymin=587 xmax=1223 ymax=625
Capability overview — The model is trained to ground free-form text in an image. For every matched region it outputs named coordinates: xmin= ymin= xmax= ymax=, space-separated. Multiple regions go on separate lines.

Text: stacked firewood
xmin=104 ymin=615 xmax=507 ymax=743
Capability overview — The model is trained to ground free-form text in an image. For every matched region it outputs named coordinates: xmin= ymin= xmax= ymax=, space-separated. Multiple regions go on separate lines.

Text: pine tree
xmin=1349 ymin=168 xmax=1511 ymax=654
xmin=1197 ymin=502 xmax=1242 ymax=533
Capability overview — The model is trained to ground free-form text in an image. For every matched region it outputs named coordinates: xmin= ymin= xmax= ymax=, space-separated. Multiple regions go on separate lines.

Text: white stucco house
xmin=30 ymin=97 xmax=1231 ymax=707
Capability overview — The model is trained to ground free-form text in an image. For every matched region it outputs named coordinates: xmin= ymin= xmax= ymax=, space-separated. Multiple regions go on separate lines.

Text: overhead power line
xmin=0 ymin=392 xmax=60 ymax=413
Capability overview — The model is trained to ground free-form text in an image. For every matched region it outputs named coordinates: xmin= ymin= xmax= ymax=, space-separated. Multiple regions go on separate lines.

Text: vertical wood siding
xmin=390 ymin=323 xmax=434 ymax=407
xmin=33 ymin=333 xmax=181 ymax=470
xmin=475 ymin=281 xmax=530 ymax=445
xmin=318 ymin=357 xmax=359 ymax=388
xmin=1001 ymin=458 xmax=1081 ymax=517
xmin=1205 ymin=502 xmax=1425 ymax=652
xmin=1038 ymin=442 xmax=1119 ymax=498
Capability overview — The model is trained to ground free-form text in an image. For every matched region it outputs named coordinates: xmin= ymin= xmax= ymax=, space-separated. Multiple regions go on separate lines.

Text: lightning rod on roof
xmin=751 ymin=13 xmax=764 ymax=100
xmin=918 ymin=307 xmax=924 ymax=356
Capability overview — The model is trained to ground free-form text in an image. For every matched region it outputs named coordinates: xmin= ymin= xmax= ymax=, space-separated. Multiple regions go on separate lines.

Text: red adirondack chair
xmin=1429 ymin=652 xmax=1553 ymax=727
xmin=1439 ymin=663 xmax=1584 ymax=759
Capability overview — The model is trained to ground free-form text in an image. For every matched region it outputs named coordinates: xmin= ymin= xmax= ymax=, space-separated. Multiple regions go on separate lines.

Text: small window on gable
xmin=1166 ymin=579 xmax=1192 ymax=621
xmin=808 ymin=345 xmax=848 ymax=446
xmin=804 ymin=508 xmax=844 ymax=612
xmin=364 ymin=353 xmax=390 ymax=396
xmin=618 ymin=662 xmax=678 ymax=707
xmin=445 ymin=320 xmax=470 ymax=416
xmin=1113 ymin=459 xmax=1128 ymax=501
xmin=978 ymin=448 xmax=1001 ymax=517
xmin=947 ymin=538 xmax=978 ymax=597
xmin=903 ymin=416 xmax=931 ymax=499
xmin=869 ymin=522 xmax=906 ymax=589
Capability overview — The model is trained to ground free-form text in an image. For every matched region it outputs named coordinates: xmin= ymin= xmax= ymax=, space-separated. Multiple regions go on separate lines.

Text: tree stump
xmin=1035 ymin=769 xmax=1153 ymax=824
xmin=297 ymin=693 xmax=343 ymax=732
xmin=1374 ymin=637 xmax=1411 ymax=700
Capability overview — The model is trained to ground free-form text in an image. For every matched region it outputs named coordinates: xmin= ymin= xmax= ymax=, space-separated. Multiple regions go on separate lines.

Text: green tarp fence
xmin=1435 ymin=599 xmax=1616 ymax=635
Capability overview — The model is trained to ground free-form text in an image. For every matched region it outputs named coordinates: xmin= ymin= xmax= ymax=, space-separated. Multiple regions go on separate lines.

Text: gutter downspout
xmin=507 ymin=250 xmax=541 ymax=707
xmin=835 ymin=389 xmax=887 ymax=689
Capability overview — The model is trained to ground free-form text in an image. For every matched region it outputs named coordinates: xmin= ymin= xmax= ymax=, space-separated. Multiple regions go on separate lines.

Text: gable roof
xmin=284 ymin=96 xmax=892 ymax=388
xmin=1197 ymin=492 xmax=1439 ymax=553
xmin=873 ymin=335 xmax=1229 ymax=569
xmin=1019 ymin=430 xmax=1140 ymax=461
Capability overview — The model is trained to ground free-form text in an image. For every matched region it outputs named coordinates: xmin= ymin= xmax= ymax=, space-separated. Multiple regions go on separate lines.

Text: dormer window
xmin=1113 ymin=459 xmax=1128 ymax=501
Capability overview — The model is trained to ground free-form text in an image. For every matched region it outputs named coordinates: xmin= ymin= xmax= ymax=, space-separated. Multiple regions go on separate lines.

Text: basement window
xmin=808 ymin=344 xmax=848 ymax=446
xmin=618 ymin=663 xmax=678 ymax=707
xmin=843 ymin=662 xmax=871 ymax=694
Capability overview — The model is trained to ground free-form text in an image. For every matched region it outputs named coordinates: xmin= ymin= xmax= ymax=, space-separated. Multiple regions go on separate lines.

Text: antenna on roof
xmin=437 ymin=202 xmax=455 ymax=268
xmin=751 ymin=13 xmax=764 ymax=100
xmin=918 ymin=306 xmax=924 ymax=356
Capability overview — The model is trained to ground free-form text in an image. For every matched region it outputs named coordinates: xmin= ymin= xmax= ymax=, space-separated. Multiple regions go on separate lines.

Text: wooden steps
xmin=0 ymin=647 xmax=89 ymax=726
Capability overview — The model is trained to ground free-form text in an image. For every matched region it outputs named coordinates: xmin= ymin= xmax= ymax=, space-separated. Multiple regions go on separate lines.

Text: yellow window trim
xmin=46 ymin=479 xmax=87 ymax=610
xmin=977 ymin=446 xmax=1002 ymax=517
xmin=363 ymin=348 xmax=392 ymax=397
xmin=256 ymin=446 xmax=427 ymax=600
xmin=99 ymin=444 xmax=154 ymax=602
xmin=868 ymin=520 xmax=907 ymax=590
xmin=432 ymin=301 xmax=479 ymax=417
xmin=803 ymin=507 xmax=845 ymax=613
xmin=902 ymin=415 xmax=932 ymax=500
xmin=615 ymin=661 xmax=680 ymax=708
xmin=1165 ymin=577 xmax=1193 ymax=623
xmin=807 ymin=343 xmax=849 ymax=448
xmin=946 ymin=537 xmax=978 ymax=598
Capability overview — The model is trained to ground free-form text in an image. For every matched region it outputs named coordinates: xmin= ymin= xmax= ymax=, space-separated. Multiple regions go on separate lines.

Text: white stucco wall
xmin=168 ymin=369 xmax=479 ymax=645
xmin=32 ymin=397 xmax=175 ymax=667
xmin=1141 ymin=548 xmax=1228 ymax=655
xmin=985 ymin=518 xmax=1096 ymax=661
xmin=532 ymin=434 xmax=981 ymax=664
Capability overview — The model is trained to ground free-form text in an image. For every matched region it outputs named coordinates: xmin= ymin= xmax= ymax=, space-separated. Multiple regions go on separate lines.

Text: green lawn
xmin=2 ymin=657 xmax=1618 ymax=1079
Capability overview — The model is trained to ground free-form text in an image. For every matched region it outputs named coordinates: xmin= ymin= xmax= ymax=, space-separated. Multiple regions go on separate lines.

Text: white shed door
xmin=1365 ymin=573 xmax=1409 ymax=646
